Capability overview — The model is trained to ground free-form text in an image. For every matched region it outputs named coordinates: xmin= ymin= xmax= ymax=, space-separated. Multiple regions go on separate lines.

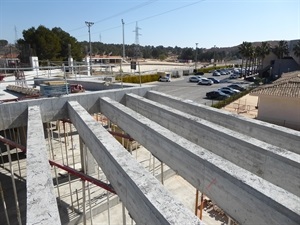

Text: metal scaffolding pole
xmin=0 ymin=182 xmax=10 ymax=225
xmin=80 ymin=138 xmax=87 ymax=225
xmin=63 ymin=122 xmax=75 ymax=211
xmin=6 ymin=144 xmax=22 ymax=225
xmin=47 ymin=122 xmax=61 ymax=202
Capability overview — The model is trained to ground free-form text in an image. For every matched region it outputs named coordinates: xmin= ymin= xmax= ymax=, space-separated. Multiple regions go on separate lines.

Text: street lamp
xmin=85 ymin=21 xmax=94 ymax=75
xmin=195 ymin=43 xmax=198 ymax=70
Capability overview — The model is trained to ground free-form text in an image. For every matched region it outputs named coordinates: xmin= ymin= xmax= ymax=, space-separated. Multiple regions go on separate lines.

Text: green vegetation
xmin=211 ymin=88 xmax=255 ymax=109
xmin=17 ymin=25 xmax=84 ymax=63
xmin=115 ymin=74 xmax=160 ymax=83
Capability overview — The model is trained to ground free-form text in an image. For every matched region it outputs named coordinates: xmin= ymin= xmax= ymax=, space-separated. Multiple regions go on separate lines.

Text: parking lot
xmin=154 ymin=72 xmax=253 ymax=105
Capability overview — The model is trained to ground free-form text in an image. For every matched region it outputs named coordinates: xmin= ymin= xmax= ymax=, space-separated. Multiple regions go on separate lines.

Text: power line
xmin=93 ymin=0 xmax=207 ymax=37
xmin=68 ymin=0 xmax=158 ymax=33
xmin=75 ymin=0 xmax=207 ymax=39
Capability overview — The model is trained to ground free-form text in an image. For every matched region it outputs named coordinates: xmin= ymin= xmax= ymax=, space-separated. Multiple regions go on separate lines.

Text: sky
xmin=0 ymin=0 xmax=299 ymax=49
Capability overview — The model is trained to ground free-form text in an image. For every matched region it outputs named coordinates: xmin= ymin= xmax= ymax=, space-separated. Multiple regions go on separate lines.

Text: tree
xmin=258 ymin=42 xmax=270 ymax=70
xmin=17 ymin=25 xmax=84 ymax=63
xmin=0 ymin=40 xmax=8 ymax=47
xmin=52 ymin=27 xmax=84 ymax=61
xmin=293 ymin=40 xmax=300 ymax=62
xmin=18 ymin=26 xmax=61 ymax=61
xmin=238 ymin=42 xmax=252 ymax=77
xmin=273 ymin=40 xmax=289 ymax=59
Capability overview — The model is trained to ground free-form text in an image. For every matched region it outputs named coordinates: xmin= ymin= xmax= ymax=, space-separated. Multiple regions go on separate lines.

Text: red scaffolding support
xmin=0 ymin=135 xmax=116 ymax=194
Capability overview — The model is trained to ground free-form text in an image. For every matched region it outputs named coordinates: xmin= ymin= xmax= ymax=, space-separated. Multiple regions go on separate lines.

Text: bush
xmin=115 ymin=74 xmax=160 ymax=83
xmin=211 ymin=89 xmax=253 ymax=109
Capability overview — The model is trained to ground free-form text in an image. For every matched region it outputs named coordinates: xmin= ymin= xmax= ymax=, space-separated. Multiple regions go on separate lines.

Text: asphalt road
xmin=154 ymin=73 xmax=251 ymax=105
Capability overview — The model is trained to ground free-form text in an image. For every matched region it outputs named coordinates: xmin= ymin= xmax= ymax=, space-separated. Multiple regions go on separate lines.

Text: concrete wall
xmin=0 ymin=86 xmax=154 ymax=130
xmin=99 ymin=96 xmax=300 ymax=225
xmin=146 ymin=90 xmax=300 ymax=154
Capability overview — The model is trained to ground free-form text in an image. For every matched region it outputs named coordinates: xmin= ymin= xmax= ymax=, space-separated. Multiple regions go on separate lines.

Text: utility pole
xmin=122 ymin=19 xmax=125 ymax=60
xmin=195 ymin=43 xmax=198 ymax=70
xmin=121 ymin=19 xmax=125 ymax=89
xmin=85 ymin=21 xmax=94 ymax=75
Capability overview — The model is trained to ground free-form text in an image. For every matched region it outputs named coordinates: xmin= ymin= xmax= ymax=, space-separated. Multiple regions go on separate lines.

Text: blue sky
xmin=0 ymin=0 xmax=299 ymax=49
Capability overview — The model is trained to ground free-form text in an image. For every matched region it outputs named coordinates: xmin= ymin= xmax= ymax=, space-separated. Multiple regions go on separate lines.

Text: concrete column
xmin=99 ymin=96 xmax=300 ymax=225
xmin=68 ymin=57 xmax=74 ymax=75
xmin=29 ymin=56 xmax=39 ymax=75
xmin=85 ymin=57 xmax=91 ymax=76
xmin=26 ymin=106 xmax=61 ymax=225
xmin=67 ymin=101 xmax=202 ymax=225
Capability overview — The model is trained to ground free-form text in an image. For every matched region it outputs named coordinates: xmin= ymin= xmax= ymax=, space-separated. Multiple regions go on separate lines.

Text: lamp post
xmin=85 ymin=21 xmax=94 ymax=75
xmin=195 ymin=43 xmax=198 ymax=71
xmin=121 ymin=19 xmax=125 ymax=88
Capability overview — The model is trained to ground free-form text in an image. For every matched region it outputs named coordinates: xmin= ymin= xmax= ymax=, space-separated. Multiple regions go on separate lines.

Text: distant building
xmin=251 ymin=71 xmax=300 ymax=130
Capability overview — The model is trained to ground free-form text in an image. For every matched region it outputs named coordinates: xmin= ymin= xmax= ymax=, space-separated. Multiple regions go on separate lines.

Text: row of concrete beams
xmin=99 ymin=96 xmax=300 ymax=225
xmin=26 ymin=106 xmax=61 ymax=225
xmin=67 ymin=101 xmax=203 ymax=225
xmin=147 ymin=90 xmax=300 ymax=154
xmin=125 ymin=93 xmax=300 ymax=197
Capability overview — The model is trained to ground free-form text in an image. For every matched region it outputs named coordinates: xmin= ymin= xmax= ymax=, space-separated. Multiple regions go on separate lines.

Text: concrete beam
xmin=67 ymin=101 xmax=202 ymax=225
xmin=146 ymin=90 xmax=300 ymax=154
xmin=99 ymin=96 xmax=300 ymax=225
xmin=0 ymin=86 xmax=153 ymax=130
xmin=125 ymin=93 xmax=300 ymax=197
xmin=26 ymin=106 xmax=61 ymax=225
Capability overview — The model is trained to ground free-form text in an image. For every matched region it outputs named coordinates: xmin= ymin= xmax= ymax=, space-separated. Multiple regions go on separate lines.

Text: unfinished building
xmin=0 ymin=83 xmax=299 ymax=225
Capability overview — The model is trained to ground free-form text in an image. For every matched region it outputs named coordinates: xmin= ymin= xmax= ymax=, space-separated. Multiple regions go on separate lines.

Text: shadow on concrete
xmin=0 ymin=173 xmax=26 ymax=225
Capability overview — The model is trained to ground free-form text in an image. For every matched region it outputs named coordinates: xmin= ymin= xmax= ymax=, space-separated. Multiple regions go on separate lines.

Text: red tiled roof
xmin=251 ymin=71 xmax=300 ymax=98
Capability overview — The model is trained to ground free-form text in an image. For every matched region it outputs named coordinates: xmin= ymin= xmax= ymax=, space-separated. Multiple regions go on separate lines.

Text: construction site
xmin=0 ymin=61 xmax=299 ymax=225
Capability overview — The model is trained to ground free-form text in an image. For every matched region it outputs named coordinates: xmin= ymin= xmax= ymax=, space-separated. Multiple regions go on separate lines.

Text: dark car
xmin=194 ymin=71 xmax=204 ymax=75
xmin=244 ymin=76 xmax=257 ymax=82
xmin=227 ymin=84 xmax=246 ymax=91
xmin=206 ymin=90 xmax=230 ymax=100
xmin=219 ymin=89 xmax=235 ymax=96
xmin=207 ymin=77 xmax=220 ymax=83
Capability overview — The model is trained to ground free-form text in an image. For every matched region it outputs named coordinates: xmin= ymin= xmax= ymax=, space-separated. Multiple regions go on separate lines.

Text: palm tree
xmin=259 ymin=42 xmax=270 ymax=69
xmin=238 ymin=42 xmax=252 ymax=77
xmin=273 ymin=40 xmax=289 ymax=59
xmin=293 ymin=40 xmax=300 ymax=64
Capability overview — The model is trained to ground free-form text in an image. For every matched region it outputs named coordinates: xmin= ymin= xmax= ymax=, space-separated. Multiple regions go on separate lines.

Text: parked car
xmin=159 ymin=76 xmax=171 ymax=82
xmin=198 ymin=78 xmax=213 ymax=85
xmin=229 ymin=73 xmax=239 ymax=79
xmin=227 ymin=84 xmax=246 ymax=91
xmin=212 ymin=71 xmax=221 ymax=76
xmin=220 ymin=71 xmax=227 ymax=75
xmin=244 ymin=76 xmax=257 ymax=82
xmin=206 ymin=90 xmax=230 ymax=100
xmin=219 ymin=89 xmax=235 ymax=96
xmin=207 ymin=77 xmax=220 ymax=83
xmin=194 ymin=71 xmax=204 ymax=75
xmin=189 ymin=76 xmax=201 ymax=82
xmin=219 ymin=87 xmax=240 ymax=94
